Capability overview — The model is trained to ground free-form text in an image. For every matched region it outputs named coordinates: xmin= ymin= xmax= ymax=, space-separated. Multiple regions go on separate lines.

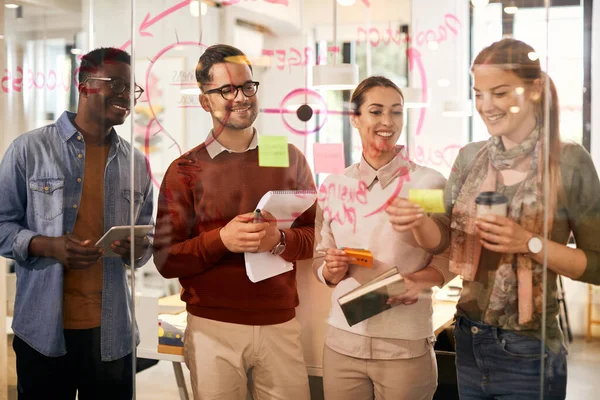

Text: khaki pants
xmin=184 ymin=314 xmax=310 ymax=400
xmin=323 ymin=345 xmax=438 ymax=400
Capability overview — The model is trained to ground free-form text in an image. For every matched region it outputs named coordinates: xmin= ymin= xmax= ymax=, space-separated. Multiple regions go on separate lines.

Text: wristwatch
xmin=270 ymin=230 xmax=286 ymax=256
xmin=527 ymin=235 xmax=544 ymax=255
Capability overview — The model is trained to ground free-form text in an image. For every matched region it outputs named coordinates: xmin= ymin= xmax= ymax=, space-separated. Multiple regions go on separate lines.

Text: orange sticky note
xmin=342 ymin=248 xmax=373 ymax=268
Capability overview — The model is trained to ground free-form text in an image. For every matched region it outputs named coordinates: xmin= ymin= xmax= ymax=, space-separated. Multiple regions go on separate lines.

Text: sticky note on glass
xmin=408 ymin=189 xmax=445 ymax=213
xmin=313 ymin=143 xmax=345 ymax=174
xmin=259 ymin=136 xmax=289 ymax=167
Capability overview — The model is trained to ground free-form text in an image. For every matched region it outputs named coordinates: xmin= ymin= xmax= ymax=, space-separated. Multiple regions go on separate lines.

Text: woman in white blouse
xmin=313 ymin=76 xmax=454 ymax=400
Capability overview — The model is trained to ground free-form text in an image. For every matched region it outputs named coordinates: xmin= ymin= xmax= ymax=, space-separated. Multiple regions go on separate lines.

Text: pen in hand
xmin=253 ymin=209 xmax=262 ymax=223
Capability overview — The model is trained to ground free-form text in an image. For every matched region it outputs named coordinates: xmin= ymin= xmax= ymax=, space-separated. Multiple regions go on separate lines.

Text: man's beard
xmin=216 ymin=104 xmax=258 ymax=130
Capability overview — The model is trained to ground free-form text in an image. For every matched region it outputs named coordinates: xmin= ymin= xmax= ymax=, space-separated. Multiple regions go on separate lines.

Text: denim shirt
xmin=0 ymin=111 xmax=153 ymax=361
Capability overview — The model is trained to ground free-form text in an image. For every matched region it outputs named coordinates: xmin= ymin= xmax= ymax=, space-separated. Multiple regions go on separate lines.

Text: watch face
xmin=528 ymin=237 xmax=543 ymax=254
xmin=271 ymin=244 xmax=285 ymax=256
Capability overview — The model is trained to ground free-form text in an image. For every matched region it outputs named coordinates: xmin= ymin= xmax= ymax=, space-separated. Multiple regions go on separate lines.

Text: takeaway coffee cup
xmin=475 ymin=191 xmax=508 ymax=218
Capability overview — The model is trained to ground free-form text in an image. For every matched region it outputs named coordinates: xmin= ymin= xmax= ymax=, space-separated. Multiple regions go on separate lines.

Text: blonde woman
xmin=387 ymin=39 xmax=600 ymax=399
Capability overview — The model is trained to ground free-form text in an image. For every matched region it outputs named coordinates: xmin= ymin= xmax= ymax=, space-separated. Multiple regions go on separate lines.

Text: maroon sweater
xmin=155 ymin=142 xmax=316 ymax=325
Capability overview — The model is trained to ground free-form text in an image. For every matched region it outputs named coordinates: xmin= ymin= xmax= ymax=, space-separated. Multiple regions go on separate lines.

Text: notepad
xmin=244 ymin=190 xmax=317 ymax=283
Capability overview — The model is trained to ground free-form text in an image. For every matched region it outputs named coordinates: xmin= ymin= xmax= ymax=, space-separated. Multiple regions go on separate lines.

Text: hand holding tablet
xmin=95 ymin=225 xmax=153 ymax=258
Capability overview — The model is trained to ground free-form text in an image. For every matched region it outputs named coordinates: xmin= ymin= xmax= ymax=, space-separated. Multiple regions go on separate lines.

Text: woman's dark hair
xmin=350 ymin=76 xmax=404 ymax=115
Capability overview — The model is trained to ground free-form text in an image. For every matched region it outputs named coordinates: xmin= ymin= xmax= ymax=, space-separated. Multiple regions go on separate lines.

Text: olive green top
xmin=432 ymin=142 xmax=600 ymax=354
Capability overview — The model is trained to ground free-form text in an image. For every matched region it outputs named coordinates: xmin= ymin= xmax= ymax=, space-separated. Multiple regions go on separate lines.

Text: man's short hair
xmin=195 ymin=44 xmax=253 ymax=87
xmin=78 ymin=47 xmax=131 ymax=84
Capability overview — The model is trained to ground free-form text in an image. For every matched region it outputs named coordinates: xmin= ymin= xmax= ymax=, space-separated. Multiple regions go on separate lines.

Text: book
xmin=338 ymin=267 xmax=406 ymax=327
xmin=244 ymin=190 xmax=317 ymax=283
xmin=158 ymin=319 xmax=184 ymax=347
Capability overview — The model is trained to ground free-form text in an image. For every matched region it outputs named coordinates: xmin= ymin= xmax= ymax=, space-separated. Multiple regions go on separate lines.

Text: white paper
xmin=244 ymin=190 xmax=316 ymax=283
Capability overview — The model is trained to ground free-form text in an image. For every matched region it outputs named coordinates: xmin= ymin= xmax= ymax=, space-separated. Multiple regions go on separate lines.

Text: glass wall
xmin=2 ymin=0 xmax=599 ymax=399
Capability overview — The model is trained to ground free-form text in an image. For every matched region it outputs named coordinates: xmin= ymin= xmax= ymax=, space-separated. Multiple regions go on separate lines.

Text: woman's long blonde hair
xmin=472 ymin=38 xmax=563 ymax=204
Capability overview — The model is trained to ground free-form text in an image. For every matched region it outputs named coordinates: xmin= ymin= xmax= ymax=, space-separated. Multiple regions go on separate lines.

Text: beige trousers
xmin=323 ymin=345 xmax=438 ymax=400
xmin=184 ymin=314 xmax=310 ymax=400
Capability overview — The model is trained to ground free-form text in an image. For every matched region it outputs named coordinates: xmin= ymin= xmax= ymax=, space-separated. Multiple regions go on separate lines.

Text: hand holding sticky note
xmin=408 ymin=189 xmax=445 ymax=213
xmin=259 ymin=136 xmax=289 ymax=167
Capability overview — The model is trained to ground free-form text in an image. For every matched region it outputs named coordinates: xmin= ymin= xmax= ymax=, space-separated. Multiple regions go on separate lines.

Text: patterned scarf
xmin=449 ymin=126 xmax=555 ymax=328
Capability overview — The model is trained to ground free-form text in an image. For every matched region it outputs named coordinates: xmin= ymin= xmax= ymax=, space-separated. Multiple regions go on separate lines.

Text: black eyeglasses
xmin=203 ymin=81 xmax=259 ymax=100
xmin=84 ymin=76 xmax=145 ymax=100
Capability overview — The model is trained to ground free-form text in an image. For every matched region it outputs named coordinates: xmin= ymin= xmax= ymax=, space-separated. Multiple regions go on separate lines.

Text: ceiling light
xmin=504 ymin=2 xmax=518 ymax=15
xmin=181 ymin=88 xmax=201 ymax=95
xmin=4 ymin=4 xmax=19 ymax=9
xmin=471 ymin=0 xmax=489 ymax=7
xmin=190 ymin=1 xmax=207 ymax=17
xmin=337 ymin=0 xmax=356 ymax=5
xmin=509 ymin=106 xmax=520 ymax=114
xmin=312 ymin=64 xmax=359 ymax=90
xmin=528 ymin=51 xmax=539 ymax=61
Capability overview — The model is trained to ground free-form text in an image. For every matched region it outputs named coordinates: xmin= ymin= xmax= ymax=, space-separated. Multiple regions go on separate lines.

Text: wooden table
xmin=138 ymin=276 xmax=459 ymax=399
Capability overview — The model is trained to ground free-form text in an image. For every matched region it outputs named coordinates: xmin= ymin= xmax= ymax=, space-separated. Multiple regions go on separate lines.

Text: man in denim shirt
xmin=0 ymin=48 xmax=153 ymax=399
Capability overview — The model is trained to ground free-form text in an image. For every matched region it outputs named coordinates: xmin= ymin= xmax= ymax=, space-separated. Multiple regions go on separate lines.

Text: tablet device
xmin=95 ymin=225 xmax=153 ymax=258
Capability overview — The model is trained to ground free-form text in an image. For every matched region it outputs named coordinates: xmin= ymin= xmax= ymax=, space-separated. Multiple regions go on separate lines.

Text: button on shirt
xmin=0 ymin=111 xmax=154 ymax=361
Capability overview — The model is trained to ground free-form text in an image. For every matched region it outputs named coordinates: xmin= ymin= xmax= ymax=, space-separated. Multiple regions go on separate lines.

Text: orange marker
xmin=342 ymin=247 xmax=373 ymax=268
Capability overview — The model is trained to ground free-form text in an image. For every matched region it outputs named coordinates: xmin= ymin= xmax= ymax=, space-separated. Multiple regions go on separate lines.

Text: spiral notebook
xmin=245 ymin=190 xmax=317 ymax=283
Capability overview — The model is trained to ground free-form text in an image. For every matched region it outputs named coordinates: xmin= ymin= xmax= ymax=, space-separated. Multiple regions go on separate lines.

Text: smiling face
xmin=82 ymin=61 xmax=133 ymax=128
xmin=473 ymin=65 xmax=540 ymax=143
xmin=351 ymin=86 xmax=404 ymax=162
xmin=200 ymin=62 xmax=259 ymax=131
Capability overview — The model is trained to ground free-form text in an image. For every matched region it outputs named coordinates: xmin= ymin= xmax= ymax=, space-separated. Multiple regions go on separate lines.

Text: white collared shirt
xmin=204 ymin=128 xmax=258 ymax=159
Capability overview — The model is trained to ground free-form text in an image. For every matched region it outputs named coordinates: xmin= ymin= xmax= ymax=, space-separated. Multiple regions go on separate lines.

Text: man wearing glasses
xmin=154 ymin=44 xmax=315 ymax=399
xmin=0 ymin=47 xmax=153 ymax=399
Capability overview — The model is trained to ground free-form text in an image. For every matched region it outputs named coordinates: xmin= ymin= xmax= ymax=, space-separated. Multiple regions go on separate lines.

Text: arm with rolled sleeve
xmin=563 ymin=145 xmax=600 ymax=284
xmin=153 ymin=161 xmax=229 ymax=279
xmin=411 ymin=169 xmax=456 ymax=287
xmin=426 ymin=247 xmax=455 ymax=288
xmin=0 ymin=142 xmax=41 ymax=266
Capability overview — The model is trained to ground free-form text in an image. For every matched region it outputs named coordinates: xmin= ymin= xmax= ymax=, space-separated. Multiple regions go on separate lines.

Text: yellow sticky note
xmin=258 ymin=136 xmax=289 ymax=167
xmin=408 ymin=189 xmax=445 ymax=213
